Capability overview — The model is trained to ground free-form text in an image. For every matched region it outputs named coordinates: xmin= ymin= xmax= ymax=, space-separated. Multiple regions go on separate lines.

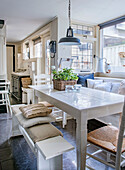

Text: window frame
xmin=71 ymin=23 xmax=97 ymax=72
xmin=100 ymin=21 xmax=125 ymax=73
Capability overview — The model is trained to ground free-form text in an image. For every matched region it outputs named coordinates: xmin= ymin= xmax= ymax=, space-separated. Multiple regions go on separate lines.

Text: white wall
xmin=50 ymin=17 xmax=72 ymax=70
xmin=0 ymin=25 xmax=6 ymax=78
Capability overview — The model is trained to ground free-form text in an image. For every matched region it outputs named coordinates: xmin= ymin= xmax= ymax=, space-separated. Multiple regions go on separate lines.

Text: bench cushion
xmin=16 ymin=113 xmax=55 ymax=128
xmin=19 ymin=104 xmax=52 ymax=118
xmin=26 ymin=123 xmax=63 ymax=143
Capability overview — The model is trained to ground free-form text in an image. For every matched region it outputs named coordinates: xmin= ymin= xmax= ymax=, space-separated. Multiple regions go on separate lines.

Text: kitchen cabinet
xmin=11 ymin=73 xmax=30 ymax=101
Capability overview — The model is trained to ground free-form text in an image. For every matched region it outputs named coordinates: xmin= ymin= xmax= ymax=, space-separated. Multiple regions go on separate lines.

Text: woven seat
xmin=87 ymin=125 xmax=125 ymax=153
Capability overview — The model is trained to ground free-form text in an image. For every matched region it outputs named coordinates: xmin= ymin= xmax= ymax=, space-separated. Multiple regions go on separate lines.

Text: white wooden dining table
xmin=29 ymin=84 xmax=124 ymax=170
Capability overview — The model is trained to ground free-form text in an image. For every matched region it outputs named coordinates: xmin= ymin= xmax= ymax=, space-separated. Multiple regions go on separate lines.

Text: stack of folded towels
xmin=14 ymin=103 xmax=56 ymax=128
xmin=13 ymin=103 xmax=63 ymax=143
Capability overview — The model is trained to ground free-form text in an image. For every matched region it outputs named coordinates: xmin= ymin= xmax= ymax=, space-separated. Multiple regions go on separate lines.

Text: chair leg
xmin=62 ymin=112 xmax=67 ymax=128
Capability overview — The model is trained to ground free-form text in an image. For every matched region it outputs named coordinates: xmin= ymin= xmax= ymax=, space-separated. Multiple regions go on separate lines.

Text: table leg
xmin=76 ymin=114 xmax=87 ymax=170
xmin=34 ymin=90 xmax=38 ymax=104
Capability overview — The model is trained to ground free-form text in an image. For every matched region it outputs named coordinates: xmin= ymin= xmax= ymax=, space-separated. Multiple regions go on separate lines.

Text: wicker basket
xmin=53 ymin=79 xmax=77 ymax=91
xmin=21 ymin=77 xmax=32 ymax=88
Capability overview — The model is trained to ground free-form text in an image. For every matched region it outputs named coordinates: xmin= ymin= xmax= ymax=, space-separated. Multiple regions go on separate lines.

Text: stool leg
xmin=63 ymin=112 xmax=67 ymax=128
xmin=2 ymin=94 xmax=4 ymax=104
xmin=7 ymin=93 xmax=12 ymax=117
xmin=5 ymin=93 xmax=9 ymax=114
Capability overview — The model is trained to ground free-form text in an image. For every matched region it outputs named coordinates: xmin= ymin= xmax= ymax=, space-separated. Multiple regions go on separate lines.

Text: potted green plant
xmin=52 ymin=68 xmax=78 ymax=91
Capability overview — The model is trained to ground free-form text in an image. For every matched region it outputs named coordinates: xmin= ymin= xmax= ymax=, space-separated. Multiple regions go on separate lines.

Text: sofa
xmin=77 ymin=72 xmax=125 ymax=128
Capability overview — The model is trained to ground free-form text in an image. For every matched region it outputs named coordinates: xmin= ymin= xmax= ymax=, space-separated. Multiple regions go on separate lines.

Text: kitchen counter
xmin=12 ymin=72 xmax=30 ymax=76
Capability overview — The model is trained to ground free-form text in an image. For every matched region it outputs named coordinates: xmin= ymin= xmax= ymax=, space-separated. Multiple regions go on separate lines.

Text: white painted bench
xmin=11 ymin=105 xmax=74 ymax=170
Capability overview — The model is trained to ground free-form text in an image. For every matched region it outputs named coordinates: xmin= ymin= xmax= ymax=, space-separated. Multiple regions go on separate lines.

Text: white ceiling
xmin=0 ymin=0 xmax=125 ymax=43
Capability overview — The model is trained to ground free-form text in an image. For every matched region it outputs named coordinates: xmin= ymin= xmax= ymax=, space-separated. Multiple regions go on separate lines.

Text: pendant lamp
xmin=59 ymin=0 xmax=81 ymax=46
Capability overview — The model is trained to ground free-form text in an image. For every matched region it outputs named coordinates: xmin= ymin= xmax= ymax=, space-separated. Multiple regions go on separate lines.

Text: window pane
xmin=102 ymin=21 xmax=125 ymax=72
xmin=34 ymin=42 xmax=42 ymax=58
xmin=71 ymin=42 xmax=93 ymax=71
xmin=72 ymin=24 xmax=93 ymax=36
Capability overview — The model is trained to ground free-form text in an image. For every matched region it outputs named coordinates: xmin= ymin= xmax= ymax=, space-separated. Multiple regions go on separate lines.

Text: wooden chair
xmin=34 ymin=74 xmax=51 ymax=85
xmin=0 ymin=79 xmax=12 ymax=117
xmin=86 ymin=99 xmax=125 ymax=169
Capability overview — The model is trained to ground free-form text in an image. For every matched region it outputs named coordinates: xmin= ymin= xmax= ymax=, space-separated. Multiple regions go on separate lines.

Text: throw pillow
xmin=16 ymin=113 xmax=55 ymax=128
xmin=94 ymin=82 xmax=112 ymax=92
xmin=118 ymin=80 xmax=125 ymax=95
xmin=87 ymin=79 xmax=103 ymax=88
xmin=77 ymin=73 xmax=94 ymax=87
xmin=111 ymin=82 xmax=121 ymax=94
xmin=19 ymin=104 xmax=52 ymax=119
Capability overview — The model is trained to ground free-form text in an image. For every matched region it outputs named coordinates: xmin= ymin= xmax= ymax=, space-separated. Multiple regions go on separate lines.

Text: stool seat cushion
xmin=16 ymin=113 xmax=55 ymax=128
xmin=19 ymin=104 xmax=52 ymax=118
xmin=26 ymin=123 xmax=63 ymax=143
xmin=87 ymin=125 xmax=125 ymax=153
xmin=39 ymin=101 xmax=54 ymax=107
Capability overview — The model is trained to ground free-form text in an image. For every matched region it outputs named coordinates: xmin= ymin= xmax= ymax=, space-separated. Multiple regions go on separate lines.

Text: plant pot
xmin=53 ymin=80 xmax=77 ymax=91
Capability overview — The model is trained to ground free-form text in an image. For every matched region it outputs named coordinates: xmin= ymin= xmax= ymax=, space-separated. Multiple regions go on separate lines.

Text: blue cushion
xmin=77 ymin=73 xmax=94 ymax=87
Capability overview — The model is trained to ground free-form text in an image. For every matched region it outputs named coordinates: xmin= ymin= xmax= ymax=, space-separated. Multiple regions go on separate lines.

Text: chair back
xmin=116 ymin=97 xmax=125 ymax=169
xmin=0 ymin=79 xmax=10 ymax=91
xmin=34 ymin=74 xmax=50 ymax=85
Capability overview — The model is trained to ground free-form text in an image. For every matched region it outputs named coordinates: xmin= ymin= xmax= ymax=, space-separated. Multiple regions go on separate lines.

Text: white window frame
xmin=71 ymin=23 xmax=97 ymax=72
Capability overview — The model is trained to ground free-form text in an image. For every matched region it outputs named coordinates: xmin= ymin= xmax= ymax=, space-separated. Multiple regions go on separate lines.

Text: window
xmin=33 ymin=37 xmax=42 ymax=58
xmin=101 ymin=21 xmax=125 ymax=72
xmin=72 ymin=43 xmax=93 ymax=71
xmin=71 ymin=23 xmax=95 ymax=71
xmin=25 ymin=43 xmax=30 ymax=59
xmin=34 ymin=43 xmax=42 ymax=58
xmin=72 ymin=24 xmax=94 ymax=36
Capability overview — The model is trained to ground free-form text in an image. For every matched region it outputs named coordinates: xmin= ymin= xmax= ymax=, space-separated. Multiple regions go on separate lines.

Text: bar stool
xmin=0 ymin=79 xmax=12 ymax=117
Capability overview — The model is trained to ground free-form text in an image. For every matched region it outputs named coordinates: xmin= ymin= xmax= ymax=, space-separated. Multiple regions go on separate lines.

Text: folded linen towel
xmin=19 ymin=104 xmax=52 ymax=119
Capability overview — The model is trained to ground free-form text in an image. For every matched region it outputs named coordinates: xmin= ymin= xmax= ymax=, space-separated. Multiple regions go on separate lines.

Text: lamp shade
xmin=59 ymin=26 xmax=81 ymax=45
xmin=59 ymin=37 xmax=81 ymax=45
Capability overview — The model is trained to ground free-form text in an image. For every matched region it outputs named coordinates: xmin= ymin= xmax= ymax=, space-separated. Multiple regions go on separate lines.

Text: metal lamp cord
xmin=68 ymin=0 xmax=71 ymax=27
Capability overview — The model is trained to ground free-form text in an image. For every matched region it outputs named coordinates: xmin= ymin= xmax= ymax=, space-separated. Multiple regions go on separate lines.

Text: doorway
xmin=6 ymin=45 xmax=15 ymax=91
